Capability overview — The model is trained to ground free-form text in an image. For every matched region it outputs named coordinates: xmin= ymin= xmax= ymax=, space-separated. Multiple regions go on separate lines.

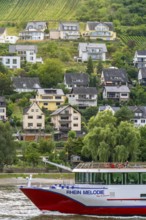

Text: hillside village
xmin=1 ymin=0 xmax=146 ymax=168
xmin=0 ymin=21 xmax=146 ymax=137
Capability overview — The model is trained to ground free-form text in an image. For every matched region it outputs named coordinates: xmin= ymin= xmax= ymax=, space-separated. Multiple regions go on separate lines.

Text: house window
xmin=73 ymin=117 xmax=78 ymax=120
xmin=134 ymin=120 xmax=138 ymax=123
xmin=6 ymin=59 xmax=10 ymax=64
xmin=56 ymin=102 xmax=60 ymax=106
xmin=141 ymin=120 xmax=145 ymax=123
xmin=44 ymin=103 xmax=48 ymax=106
xmin=13 ymin=59 xmax=17 ymax=64
xmin=28 ymin=123 xmax=33 ymax=127
xmin=55 ymin=96 xmax=61 ymax=99
xmin=31 ymin=109 xmax=34 ymax=112
xmin=37 ymin=116 xmax=42 ymax=119
xmin=37 ymin=123 xmax=42 ymax=127
xmin=28 ymin=116 xmax=33 ymax=119
xmin=121 ymin=93 xmax=128 ymax=96
xmin=0 ymin=109 xmax=4 ymax=113
xmin=73 ymin=110 xmax=77 ymax=113
xmin=30 ymin=57 xmax=34 ymax=60
xmin=73 ymin=124 xmax=78 ymax=127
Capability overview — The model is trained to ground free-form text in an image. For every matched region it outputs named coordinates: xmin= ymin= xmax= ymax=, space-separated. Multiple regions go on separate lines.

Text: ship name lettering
xmin=66 ymin=190 xmax=81 ymax=195
xmin=83 ymin=190 xmax=104 ymax=195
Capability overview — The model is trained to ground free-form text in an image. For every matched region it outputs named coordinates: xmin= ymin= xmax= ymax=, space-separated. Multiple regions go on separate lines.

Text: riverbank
xmin=0 ymin=176 xmax=74 ymax=186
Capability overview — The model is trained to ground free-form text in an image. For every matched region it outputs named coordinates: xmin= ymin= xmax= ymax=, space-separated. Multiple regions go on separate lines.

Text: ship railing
xmin=76 ymin=162 xmax=146 ymax=169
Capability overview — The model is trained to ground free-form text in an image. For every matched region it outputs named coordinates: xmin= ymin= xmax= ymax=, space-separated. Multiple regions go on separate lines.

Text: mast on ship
xmin=42 ymin=157 xmax=72 ymax=172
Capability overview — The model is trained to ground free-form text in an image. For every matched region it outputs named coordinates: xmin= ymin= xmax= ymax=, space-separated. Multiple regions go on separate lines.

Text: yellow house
xmin=83 ymin=21 xmax=116 ymax=41
xmin=31 ymin=88 xmax=66 ymax=111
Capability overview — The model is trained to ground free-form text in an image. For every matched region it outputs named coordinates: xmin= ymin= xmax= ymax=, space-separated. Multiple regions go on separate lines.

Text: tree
xmin=0 ymin=122 xmax=16 ymax=171
xmin=38 ymin=59 xmax=64 ymax=87
xmin=86 ymin=56 xmax=93 ymax=75
xmin=23 ymin=142 xmax=40 ymax=166
xmin=82 ymin=111 xmax=141 ymax=162
xmin=97 ymin=60 xmax=103 ymax=75
xmin=115 ymin=106 xmax=134 ymax=124
xmin=0 ymin=72 xmax=13 ymax=95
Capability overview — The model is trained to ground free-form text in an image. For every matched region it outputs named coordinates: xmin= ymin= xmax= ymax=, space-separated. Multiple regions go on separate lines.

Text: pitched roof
xmin=128 ymin=106 xmax=146 ymax=117
xmin=0 ymin=96 xmax=6 ymax=107
xmin=9 ymin=45 xmax=38 ymax=53
xmin=65 ymin=73 xmax=89 ymax=86
xmin=0 ymin=28 xmax=6 ymax=35
xmin=79 ymin=43 xmax=107 ymax=52
xmin=12 ymin=77 xmax=41 ymax=89
xmin=102 ymin=68 xmax=128 ymax=83
xmin=86 ymin=21 xmax=114 ymax=31
xmin=71 ymin=87 xmax=97 ymax=94
xmin=136 ymin=50 xmax=146 ymax=56
xmin=104 ymin=85 xmax=130 ymax=92
xmin=99 ymin=105 xmax=120 ymax=112
xmin=23 ymin=102 xmax=43 ymax=114
xmin=59 ymin=22 xmax=79 ymax=31
xmin=51 ymin=105 xmax=80 ymax=116
xmin=140 ymin=68 xmax=146 ymax=78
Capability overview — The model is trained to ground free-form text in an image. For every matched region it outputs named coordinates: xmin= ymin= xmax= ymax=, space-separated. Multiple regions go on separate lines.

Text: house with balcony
xmin=0 ymin=56 xmax=20 ymax=69
xmin=102 ymin=85 xmax=130 ymax=101
xmin=0 ymin=96 xmax=6 ymax=121
xmin=59 ymin=22 xmax=80 ymax=40
xmin=51 ymin=105 xmax=81 ymax=133
xmin=12 ymin=76 xmax=41 ymax=93
xmin=31 ymin=88 xmax=66 ymax=111
xmin=19 ymin=21 xmax=48 ymax=40
xmin=133 ymin=50 xmax=146 ymax=69
xmin=101 ymin=68 xmax=128 ymax=86
xmin=64 ymin=72 xmax=89 ymax=90
xmin=83 ymin=21 xmax=116 ymax=40
xmin=23 ymin=102 xmax=45 ymax=131
xmin=138 ymin=68 xmax=146 ymax=85
xmin=78 ymin=43 xmax=107 ymax=62
xmin=67 ymin=87 xmax=97 ymax=109
xmin=9 ymin=45 xmax=43 ymax=64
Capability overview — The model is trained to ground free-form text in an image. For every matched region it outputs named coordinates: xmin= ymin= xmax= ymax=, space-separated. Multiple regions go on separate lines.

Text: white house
xmin=103 ymin=85 xmax=130 ymax=101
xmin=5 ymin=36 xmax=18 ymax=44
xmin=9 ymin=45 xmax=43 ymax=64
xmin=0 ymin=96 xmax=6 ymax=121
xmin=19 ymin=21 xmax=48 ymax=40
xmin=0 ymin=56 xmax=21 ymax=69
xmin=67 ymin=87 xmax=98 ymax=108
xmin=0 ymin=28 xmax=7 ymax=43
xmin=78 ymin=43 xmax=107 ymax=62
xmin=59 ymin=22 xmax=80 ymax=40
xmin=133 ymin=50 xmax=146 ymax=69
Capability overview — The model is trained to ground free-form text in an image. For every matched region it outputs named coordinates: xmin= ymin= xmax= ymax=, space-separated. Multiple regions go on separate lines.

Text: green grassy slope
xmin=0 ymin=0 xmax=80 ymax=22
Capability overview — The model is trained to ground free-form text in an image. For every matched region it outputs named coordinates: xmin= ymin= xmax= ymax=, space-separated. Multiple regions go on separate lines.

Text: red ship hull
xmin=20 ymin=187 xmax=146 ymax=216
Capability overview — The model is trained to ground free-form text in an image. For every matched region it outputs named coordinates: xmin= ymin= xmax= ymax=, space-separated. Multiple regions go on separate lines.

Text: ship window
xmin=110 ymin=173 xmax=123 ymax=184
xmin=140 ymin=194 xmax=146 ymax=197
xmin=127 ymin=173 xmax=139 ymax=184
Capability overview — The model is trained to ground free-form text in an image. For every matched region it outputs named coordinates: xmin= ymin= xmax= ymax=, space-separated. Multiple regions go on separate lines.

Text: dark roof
xmin=59 ymin=22 xmax=79 ymax=31
xmin=71 ymin=87 xmax=97 ymax=94
xmin=103 ymin=68 xmax=128 ymax=83
xmin=51 ymin=105 xmax=80 ymax=116
xmin=137 ymin=50 xmax=146 ymax=56
xmin=140 ymin=68 xmax=146 ymax=78
xmin=65 ymin=73 xmax=89 ymax=86
xmin=128 ymin=106 xmax=146 ymax=117
xmin=86 ymin=22 xmax=113 ymax=31
xmin=0 ymin=28 xmax=6 ymax=35
xmin=0 ymin=96 xmax=6 ymax=107
xmin=12 ymin=77 xmax=41 ymax=89
xmin=9 ymin=45 xmax=37 ymax=53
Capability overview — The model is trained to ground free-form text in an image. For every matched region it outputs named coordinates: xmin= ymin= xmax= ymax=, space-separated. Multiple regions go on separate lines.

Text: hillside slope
xmin=0 ymin=0 xmax=80 ymax=22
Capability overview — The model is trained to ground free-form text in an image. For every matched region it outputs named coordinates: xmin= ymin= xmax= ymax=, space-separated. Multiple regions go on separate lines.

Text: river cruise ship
xmin=20 ymin=160 xmax=146 ymax=216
